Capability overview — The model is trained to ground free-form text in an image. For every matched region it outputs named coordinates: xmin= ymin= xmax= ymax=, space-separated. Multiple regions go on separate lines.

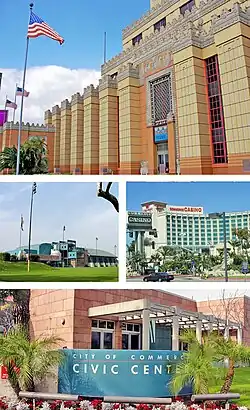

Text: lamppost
xmin=62 ymin=226 xmax=66 ymax=268
xmin=96 ymin=237 xmax=98 ymax=267
xmin=28 ymin=182 xmax=37 ymax=272
xmin=208 ymin=212 xmax=228 ymax=282
xmin=114 ymin=244 xmax=117 ymax=268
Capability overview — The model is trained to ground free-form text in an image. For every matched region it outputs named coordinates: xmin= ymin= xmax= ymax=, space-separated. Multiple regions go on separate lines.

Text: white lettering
xmin=166 ymin=365 xmax=172 ymax=374
xmin=111 ymin=365 xmax=119 ymax=375
xmin=73 ymin=354 xmax=77 ymax=359
xmin=73 ymin=364 xmax=79 ymax=373
xmin=131 ymin=365 xmax=138 ymax=375
xmin=105 ymin=355 xmax=111 ymax=360
xmin=131 ymin=355 xmax=135 ymax=360
xmin=103 ymin=365 xmax=106 ymax=374
xmin=91 ymin=364 xmax=99 ymax=374
xmin=155 ymin=365 xmax=162 ymax=374
xmin=144 ymin=365 xmax=149 ymax=374
xmin=84 ymin=363 xmax=87 ymax=373
xmin=148 ymin=355 xmax=154 ymax=360
xmin=91 ymin=354 xmax=95 ymax=359
xmin=157 ymin=355 xmax=163 ymax=360
xmin=139 ymin=355 xmax=145 ymax=361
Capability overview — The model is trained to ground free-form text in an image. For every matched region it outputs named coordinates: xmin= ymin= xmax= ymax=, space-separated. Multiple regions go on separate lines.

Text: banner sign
xmin=58 ymin=349 xmax=191 ymax=397
xmin=127 ymin=212 xmax=152 ymax=230
xmin=154 ymin=126 xmax=168 ymax=144
xmin=166 ymin=205 xmax=203 ymax=215
xmin=0 ymin=110 xmax=8 ymax=126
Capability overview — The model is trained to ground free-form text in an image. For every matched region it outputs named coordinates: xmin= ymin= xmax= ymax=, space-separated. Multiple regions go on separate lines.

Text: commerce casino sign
xmin=58 ymin=349 xmax=192 ymax=397
xmin=127 ymin=212 xmax=153 ymax=230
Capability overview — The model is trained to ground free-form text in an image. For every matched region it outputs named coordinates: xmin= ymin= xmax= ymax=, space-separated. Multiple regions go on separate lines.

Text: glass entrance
xmin=157 ymin=143 xmax=169 ymax=174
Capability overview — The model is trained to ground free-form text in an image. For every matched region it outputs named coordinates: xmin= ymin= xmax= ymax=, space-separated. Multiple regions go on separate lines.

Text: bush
xmin=10 ymin=255 xmax=17 ymax=262
xmin=30 ymin=254 xmax=40 ymax=262
xmin=0 ymin=253 xmax=11 ymax=261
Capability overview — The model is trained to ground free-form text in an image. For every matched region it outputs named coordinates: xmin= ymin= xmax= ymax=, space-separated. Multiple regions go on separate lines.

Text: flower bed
xmin=0 ymin=398 xmax=247 ymax=410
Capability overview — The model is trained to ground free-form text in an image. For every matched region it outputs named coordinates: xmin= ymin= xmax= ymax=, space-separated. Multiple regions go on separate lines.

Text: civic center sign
xmin=127 ymin=212 xmax=153 ymax=230
xmin=58 ymin=349 xmax=192 ymax=397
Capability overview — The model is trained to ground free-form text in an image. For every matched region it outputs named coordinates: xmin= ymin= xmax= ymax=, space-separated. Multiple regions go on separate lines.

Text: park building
xmin=7 ymin=240 xmax=117 ymax=268
xmin=1 ymin=0 xmax=250 ymax=175
xmin=29 ymin=289 xmax=247 ymax=352
xmin=127 ymin=201 xmax=250 ymax=256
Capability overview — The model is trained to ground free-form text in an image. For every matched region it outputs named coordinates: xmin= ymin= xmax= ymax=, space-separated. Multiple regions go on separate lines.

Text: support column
xmin=173 ymin=47 xmax=212 ymax=175
xmin=237 ymin=326 xmax=243 ymax=345
xmin=83 ymin=85 xmax=99 ymax=175
xmin=52 ymin=105 xmax=61 ymax=173
xmin=44 ymin=110 xmax=52 ymax=127
xmin=142 ymin=309 xmax=150 ymax=350
xmin=196 ymin=319 xmax=202 ymax=344
xmin=141 ymin=232 xmax=145 ymax=255
xmin=60 ymin=99 xmax=71 ymax=174
xmin=99 ymin=75 xmax=119 ymax=174
xmin=70 ymin=93 xmax=84 ymax=174
xmin=172 ymin=315 xmax=180 ymax=351
xmin=118 ymin=63 xmax=142 ymax=174
xmin=137 ymin=232 xmax=142 ymax=253
xmin=135 ymin=232 xmax=139 ymax=253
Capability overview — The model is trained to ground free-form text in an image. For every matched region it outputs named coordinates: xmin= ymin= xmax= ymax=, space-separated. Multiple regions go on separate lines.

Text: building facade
xmin=2 ymin=0 xmax=250 ymax=175
xmin=29 ymin=289 xmax=246 ymax=351
xmin=0 ymin=122 xmax=54 ymax=173
xmin=127 ymin=201 xmax=250 ymax=254
xmin=8 ymin=240 xmax=117 ymax=267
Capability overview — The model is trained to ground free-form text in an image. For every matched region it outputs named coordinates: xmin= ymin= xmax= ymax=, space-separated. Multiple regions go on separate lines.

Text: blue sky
xmin=1 ymin=0 xmax=149 ymax=70
xmin=0 ymin=0 xmax=149 ymax=123
xmin=127 ymin=182 xmax=250 ymax=214
xmin=0 ymin=182 xmax=118 ymax=253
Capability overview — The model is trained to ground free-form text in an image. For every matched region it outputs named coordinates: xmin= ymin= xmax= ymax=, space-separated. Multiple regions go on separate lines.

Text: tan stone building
xmin=4 ymin=0 xmax=249 ymax=175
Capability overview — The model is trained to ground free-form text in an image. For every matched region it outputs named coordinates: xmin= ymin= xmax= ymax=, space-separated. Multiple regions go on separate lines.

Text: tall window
xmin=91 ymin=320 xmax=114 ymax=349
xmin=154 ymin=17 xmax=166 ymax=32
xmin=132 ymin=33 xmax=142 ymax=46
xmin=150 ymin=74 xmax=172 ymax=125
xmin=180 ymin=0 xmax=195 ymax=16
xmin=205 ymin=55 xmax=228 ymax=164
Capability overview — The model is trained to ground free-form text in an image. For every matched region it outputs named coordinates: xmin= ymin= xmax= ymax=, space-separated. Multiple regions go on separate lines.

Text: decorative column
xmin=172 ymin=312 xmax=180 ymax=351
xmin=70 ymin=93 xmax=84 ymax=174
xmin=173 ymin=45 xmax=212 ymax=175
xmin=135 ymin=232 xmax=139 ymax=253
xmin=196 ymin=319 xmax=202 ymax=344
xmin=118 ymin=63 xmax=141 ymax=174
xmin=99 ymin=75 xmax=119 ymax=174
xmin=142 ymin=309 xmax=150 ymax=350
xmin=52 ymin=105 xmax=61 ymax=173
xmin=83 ymin=85 xmax=99 ymax=175
xmin=44 ymin=110 xmax=52 ymax=127
xmin=141 ymin=232 xmax=145 ymax=254
xmin=167 ymin=113 xmax=177 ymax=174
xmin=60 ymin=99 xmax=71 ymax=174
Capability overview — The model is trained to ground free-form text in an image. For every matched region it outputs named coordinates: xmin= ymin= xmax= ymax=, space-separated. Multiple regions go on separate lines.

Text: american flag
xmin=16 ymin=87 xmax=30 ymax=97
xmin=27 ymin=11 xmax=64 ymax=45
xmin=6 ymin=99 xmax=17 ymax=109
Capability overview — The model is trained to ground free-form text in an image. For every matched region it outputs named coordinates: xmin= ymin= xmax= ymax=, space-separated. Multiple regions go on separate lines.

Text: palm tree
xmin=216 ymin=337 xmax=250 ymax=393
xmin=0 ymin=137 xmax=48 ymax=174
xmin=0 ymin=326 xmax=64 ymax=393
xmin=228 ymin=239 xmax=241 ymax=256
xmin=158 ymin=246 xmax=175 ymax=263
xmin=171 ymin=330 xmax=220 ymax=395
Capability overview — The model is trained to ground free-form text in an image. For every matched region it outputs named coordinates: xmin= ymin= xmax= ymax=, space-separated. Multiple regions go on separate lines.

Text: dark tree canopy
xmin=97 ymin=182 xmax=119 ymax=212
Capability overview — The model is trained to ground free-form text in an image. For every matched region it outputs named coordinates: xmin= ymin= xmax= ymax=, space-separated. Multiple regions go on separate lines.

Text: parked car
xmin=143 ymin=272 xmax=174 ymax=282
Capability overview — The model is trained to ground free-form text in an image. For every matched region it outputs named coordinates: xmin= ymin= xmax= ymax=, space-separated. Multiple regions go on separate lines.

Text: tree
xmin=0 ymin=326 xmax=64 ymax=393
xmin=0 ymin=137 xmax=48 ymax=174
xmin=171 ymin=330 xmax=220 ymax=395
xmin=158 ymin=246 xmax=176 ymax=263
xmin=0 ymin=290 xmax=30 ymax=330
xmin=228 ymin=239 xmax=241 ymax=256
xmin=97 ymin=182 xmax=119 ymax=212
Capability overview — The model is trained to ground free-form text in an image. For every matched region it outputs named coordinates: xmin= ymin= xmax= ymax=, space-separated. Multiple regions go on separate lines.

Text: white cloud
xmin=0 ymin=66 xmax=101 ymax=124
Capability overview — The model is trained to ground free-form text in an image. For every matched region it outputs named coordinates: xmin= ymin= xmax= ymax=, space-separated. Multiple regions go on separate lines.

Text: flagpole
xmin=19 ymin=215 xmax=23 ymax=249
xmin=13 ymin=83 xmax=17 ymax=123
xmin=28 ymin=182 xmax=36 ymax=272
xmin=16 ymin=3 xmax=33 ymax=176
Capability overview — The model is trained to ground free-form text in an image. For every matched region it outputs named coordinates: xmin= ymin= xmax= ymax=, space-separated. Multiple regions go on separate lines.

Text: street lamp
xmin=96 ymin=237 xmax=98 ymax=267
xmin=27 ymin=182 xmax=37 ymax=272
xmin=208 ymin=212 xmax=228 ymax=282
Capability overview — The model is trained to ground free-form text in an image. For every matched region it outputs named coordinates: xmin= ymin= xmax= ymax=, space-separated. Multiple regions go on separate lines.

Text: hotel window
xmin=122 ymin=323 xmax=141 ymax=350
xmin=180 ymin=0 xmax=195 ymax=16
xmin=154 ymin=17 xmax=166 ymax=32
xmin=205 ymin=55 xmax=227 ymax=164
xmin=91 ymin=320 xmax=114 ymax=350
xmin=132 ymin=33 xmax=142 ymax=46
xmin=150 ymin=74 xmax=173 ymax=125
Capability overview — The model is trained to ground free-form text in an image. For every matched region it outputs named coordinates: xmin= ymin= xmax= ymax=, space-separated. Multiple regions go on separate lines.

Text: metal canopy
xmin=88 ymin=299 xmax=240 ymax=331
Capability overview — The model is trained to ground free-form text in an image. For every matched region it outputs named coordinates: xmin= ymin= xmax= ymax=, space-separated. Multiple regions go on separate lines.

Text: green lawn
xmin=0 ymin=261 xmax=118 ymax=282
xmin=211 ymin=367 xmax=250 ymax=407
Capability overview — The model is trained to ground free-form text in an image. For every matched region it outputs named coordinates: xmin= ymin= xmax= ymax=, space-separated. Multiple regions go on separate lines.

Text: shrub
xmin=29 ymin=254 xmax=40 ymax=262
xmin=0 ymin=253 xmax=11 ymax=261
xmin=10 ymin=255 xmax=17 ymax=262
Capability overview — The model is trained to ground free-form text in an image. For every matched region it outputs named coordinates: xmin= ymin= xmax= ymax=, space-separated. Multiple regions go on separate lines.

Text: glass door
xmin=157 ymin=143 xmax=169 ymax=174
